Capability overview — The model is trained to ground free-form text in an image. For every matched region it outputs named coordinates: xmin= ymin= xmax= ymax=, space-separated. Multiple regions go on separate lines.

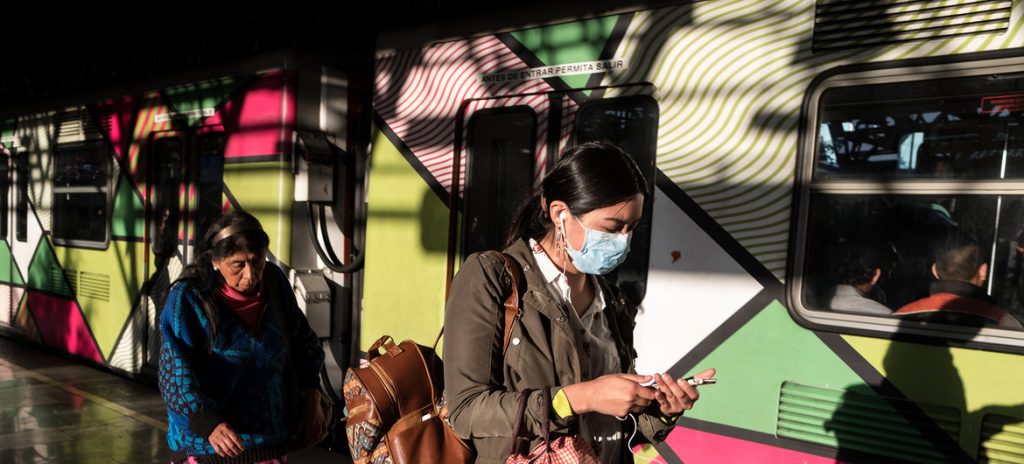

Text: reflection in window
xmin=576 ymin=96 xmax=658 ymax=305
xmin=52 ymin=141 xmax=111 ymax=247
xmin=151 ymin=137 xmax=182 ymax=255
xmin=816 ymin=73 xmax=1024 ymax=179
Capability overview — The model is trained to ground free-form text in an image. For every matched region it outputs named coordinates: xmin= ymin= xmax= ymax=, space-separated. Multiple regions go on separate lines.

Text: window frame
xmin=461 ymin=105 xmax=538 ymax=258
xmin=573 ymin=93 xmax=659 ymax=306
xmin=51 ymin=140 xmax=113 ymax=249
xmin=789 ymin=51 xmax=1024 ymax=351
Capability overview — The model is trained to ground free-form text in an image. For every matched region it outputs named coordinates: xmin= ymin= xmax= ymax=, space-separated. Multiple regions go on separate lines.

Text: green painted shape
xmin=510 ymin=15 xmax=620 ymax=89
xmin=53 ymin=241 xmax=144 ymax=360
xmin=27 ymin=238 xmax=72 ymax=296
xmin=360 ymin=130 xmax=450 ymax=348
xmin=0 ymin=241 xmax=24 ymax=285
xmin=1 ymin=117 xmax=15 ymax=140
xmin=685 ymin=300 xmax=943 ymax=460
xmin=223 ymin=161 xmax=293 ymax=266
xmin=111 ymin=174 xmax=145 ymax=238
xmin=163 ymin=77 xmax=239 ymax=126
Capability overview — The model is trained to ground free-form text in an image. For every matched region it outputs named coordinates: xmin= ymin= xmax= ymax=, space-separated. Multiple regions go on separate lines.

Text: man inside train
xmin=894 ymin=231 xmax=1024 ymax=329
xmin=829 ymin=239 xmax=897 ymax=316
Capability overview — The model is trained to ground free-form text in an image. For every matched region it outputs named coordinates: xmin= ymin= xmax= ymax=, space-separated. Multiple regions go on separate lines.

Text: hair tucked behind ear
xmin=177 ymin=211 xmax=270 ymax=337
xmin=505 ymin=142 xmax=648 ymax=248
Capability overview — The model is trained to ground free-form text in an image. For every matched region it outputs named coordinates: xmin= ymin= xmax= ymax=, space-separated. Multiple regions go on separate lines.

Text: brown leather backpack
xmin=343 ymin=252 xmax=523 ymax=463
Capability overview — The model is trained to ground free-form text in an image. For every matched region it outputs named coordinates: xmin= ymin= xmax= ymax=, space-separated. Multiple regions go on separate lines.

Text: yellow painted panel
xmin=54 ymin=241 xmax=145 ymax=358
xmin=223 ymin=161 xmax=295 ymax=266
xmin=360 ymin=132 xmax=450 ymax=349
xmin=844 ymin=334 xmax=1024 ymax=457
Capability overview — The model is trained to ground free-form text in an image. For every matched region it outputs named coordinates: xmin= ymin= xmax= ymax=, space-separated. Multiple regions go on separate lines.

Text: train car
xmin=0 ymin=54 xmax=363 ymax=386
xmin=362 ymin=0 xmax=1024 ymax=462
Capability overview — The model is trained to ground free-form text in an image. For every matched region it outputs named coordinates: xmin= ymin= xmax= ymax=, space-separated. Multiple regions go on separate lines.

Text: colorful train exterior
xmin=361 ymin=0 xmax=1024 ymax=462
xmin=0 ymin=56 xmax=360 ymax=381
xmin=2 ymin=0 xmax=1024 ymax=462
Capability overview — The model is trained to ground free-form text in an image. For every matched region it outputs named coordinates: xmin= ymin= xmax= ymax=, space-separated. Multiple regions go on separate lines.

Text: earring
xmin=213 ymin=266 xmax=219 ymax=271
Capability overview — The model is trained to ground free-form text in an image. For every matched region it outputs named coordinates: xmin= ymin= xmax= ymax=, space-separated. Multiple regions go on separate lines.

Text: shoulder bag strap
xmin=433 ymin=250 xmax=524 ymax=356
xmin=494 ymin=251 xmax=524 ymax=356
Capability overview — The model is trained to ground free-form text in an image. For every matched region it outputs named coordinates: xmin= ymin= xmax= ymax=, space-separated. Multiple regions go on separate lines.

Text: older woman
xmin=159 ymin=211 xmax=325 ymax=464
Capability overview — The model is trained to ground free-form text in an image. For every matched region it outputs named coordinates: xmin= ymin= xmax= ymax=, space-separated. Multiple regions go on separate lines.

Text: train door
xmin=143 ymin=129 xmax=226 ymax=367
xmin=455 ymin=86 xmax=659 ymax=304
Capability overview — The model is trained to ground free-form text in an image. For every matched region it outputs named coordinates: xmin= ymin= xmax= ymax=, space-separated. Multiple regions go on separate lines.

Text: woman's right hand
xmin=209 ymin=422 xmax=245 ymax=457
xmin=561 ymin=374 xmax=658 ymax=417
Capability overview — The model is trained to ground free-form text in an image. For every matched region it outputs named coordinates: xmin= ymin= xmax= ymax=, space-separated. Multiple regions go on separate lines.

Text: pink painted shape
xmin=666 ymin=427 xmax=840 ymax=464
xmin=95 ymin=97 xmax=136 ymax=160
xmin=27 ymin=292 xmax=103 ymax=363
xmin=219 ymin=71 xmax=295 ymax=159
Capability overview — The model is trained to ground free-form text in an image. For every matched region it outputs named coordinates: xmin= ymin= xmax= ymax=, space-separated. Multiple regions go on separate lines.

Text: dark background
xmin=0 ymin=1 xmax=651 ymax=110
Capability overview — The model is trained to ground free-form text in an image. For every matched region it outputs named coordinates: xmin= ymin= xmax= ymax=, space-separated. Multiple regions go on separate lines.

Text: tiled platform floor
xmin=0 ymin=336 xmax=350 ymax=464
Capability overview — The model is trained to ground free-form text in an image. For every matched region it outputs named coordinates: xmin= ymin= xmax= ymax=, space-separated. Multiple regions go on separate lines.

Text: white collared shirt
xmin=528 ymin=239 xmax=625 ymax=458
xmin=527 ymin=239 xmax=620 ymax=381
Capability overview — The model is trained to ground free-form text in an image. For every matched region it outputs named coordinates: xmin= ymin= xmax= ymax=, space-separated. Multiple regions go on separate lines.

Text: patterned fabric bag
xmin=506 ymin=389 xmax=599 ymax=464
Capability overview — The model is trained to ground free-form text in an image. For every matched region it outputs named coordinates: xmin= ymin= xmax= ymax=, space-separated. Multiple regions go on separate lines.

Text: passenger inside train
xmin=894 ymin=231 xmax=1024 ymax=329
xmin=827 ymin=239 xmax=897 ymax=316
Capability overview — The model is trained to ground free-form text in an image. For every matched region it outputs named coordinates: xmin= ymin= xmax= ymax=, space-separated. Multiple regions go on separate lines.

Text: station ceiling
xmin=1 ymin=1 xmax=583 ymax=108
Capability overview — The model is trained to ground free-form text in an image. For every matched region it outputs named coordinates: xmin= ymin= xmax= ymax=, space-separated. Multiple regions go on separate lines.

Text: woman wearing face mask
xmin=444 ymin=142 xmax=715 ymax=463
xmin=158 ymin=211 xmax=326 ymax=464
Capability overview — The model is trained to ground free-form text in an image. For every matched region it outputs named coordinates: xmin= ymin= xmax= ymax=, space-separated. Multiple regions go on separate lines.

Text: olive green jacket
xmin=443 ymin=239 xmax=674 ymax=464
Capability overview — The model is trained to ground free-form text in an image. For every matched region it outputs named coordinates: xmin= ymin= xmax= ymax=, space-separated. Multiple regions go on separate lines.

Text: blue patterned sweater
xmin=158 ymin=265 xmax=324 ymax=464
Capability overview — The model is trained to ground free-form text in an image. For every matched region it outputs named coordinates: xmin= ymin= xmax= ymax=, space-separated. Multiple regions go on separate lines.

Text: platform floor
xmin=0 ymin=336 xmax=350 ymax=464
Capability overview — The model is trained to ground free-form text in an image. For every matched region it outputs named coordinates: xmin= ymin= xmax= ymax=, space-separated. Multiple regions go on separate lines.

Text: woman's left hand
xmin=651 ymin=368 xmax=716 ymax=417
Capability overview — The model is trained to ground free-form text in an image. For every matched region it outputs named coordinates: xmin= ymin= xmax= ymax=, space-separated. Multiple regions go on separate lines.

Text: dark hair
xmin=837 ymin=239 xmax=897 ymax=286
xmin=505 ymin=142 xmax=648 ymax=247
xmin=179 ymin=211 xmax=270 ymax=334
xmin=934 ymin=231 xmax=981 ymax=281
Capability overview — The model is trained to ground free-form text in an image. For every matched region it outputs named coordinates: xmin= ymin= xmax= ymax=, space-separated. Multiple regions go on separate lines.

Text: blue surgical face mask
xmin=561 ymin=213 xmax=632 ymax=275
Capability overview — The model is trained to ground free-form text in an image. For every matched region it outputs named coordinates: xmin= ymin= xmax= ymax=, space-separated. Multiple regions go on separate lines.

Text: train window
xmin=816 ymin=76 xmax=1023 ymax=180
xmin=15 ymin=151 xmax=28 ymax=242
xmin=462 ymin=107 xmax=536 ymax=257
xmin=194 ymin=133 xmax=226 ymax=244
xmin=575 ymin=96 xmax=659 ymax=306
xmin=795 ymin=59 xmax=1024 ymax=342
xmin=0 ymin=149 xmax=9 ymax=238
xmin=52 ymin=141 xmax=111 ymax=247
xmin=151 ymin=137 xmax=183 ymax=255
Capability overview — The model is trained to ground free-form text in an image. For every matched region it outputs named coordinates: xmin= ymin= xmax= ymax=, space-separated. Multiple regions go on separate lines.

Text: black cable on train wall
xmin=305 ymin=202 xmax=364 ymax=273
xmin=318 ymin=204 xmax=345 ymax=266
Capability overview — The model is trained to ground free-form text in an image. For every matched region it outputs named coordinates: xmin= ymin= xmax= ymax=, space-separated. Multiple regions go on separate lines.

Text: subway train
xmin=4 ymin=0 xmax=1024 ymax=462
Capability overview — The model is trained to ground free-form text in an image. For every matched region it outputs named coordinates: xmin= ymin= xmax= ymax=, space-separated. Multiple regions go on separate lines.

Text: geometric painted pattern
xmin=0 ymin=241 xmax=24 ymax=285
xmin=27 ymin=291 xmax=102 ymax=363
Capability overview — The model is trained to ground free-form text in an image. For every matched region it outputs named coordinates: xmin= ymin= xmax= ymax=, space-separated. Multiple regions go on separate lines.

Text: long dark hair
xmin=505 ymin=142 xmax=649 ymax=247
xmin=179 ymin=211 xmax=270 ymax=334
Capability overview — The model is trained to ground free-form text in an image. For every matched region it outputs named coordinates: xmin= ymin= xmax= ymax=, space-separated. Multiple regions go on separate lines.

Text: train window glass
xmin=575 ymin=96 xmax=659 ymax=306
xmin=152 ymin=137 xmax=183 ymax=255
xmin=195 ymin=133 xmax=226 ymax=244
xmin=816 ymin=74 xmax=1024 ymax=180
xmin=802 ymin=194 xmax=1024 ymax=327
xmin=15 ymin=151 xmax=28 ymax=242
xmin=0 ymin=150 xmax=9 ymax=238
xmin=463 ymin=107 xmax=536 ymax=257
xmin=52 ymin=141 xmax=111 ymax=247
xmin=797 ymin=61 xmax=1024 ymax=339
